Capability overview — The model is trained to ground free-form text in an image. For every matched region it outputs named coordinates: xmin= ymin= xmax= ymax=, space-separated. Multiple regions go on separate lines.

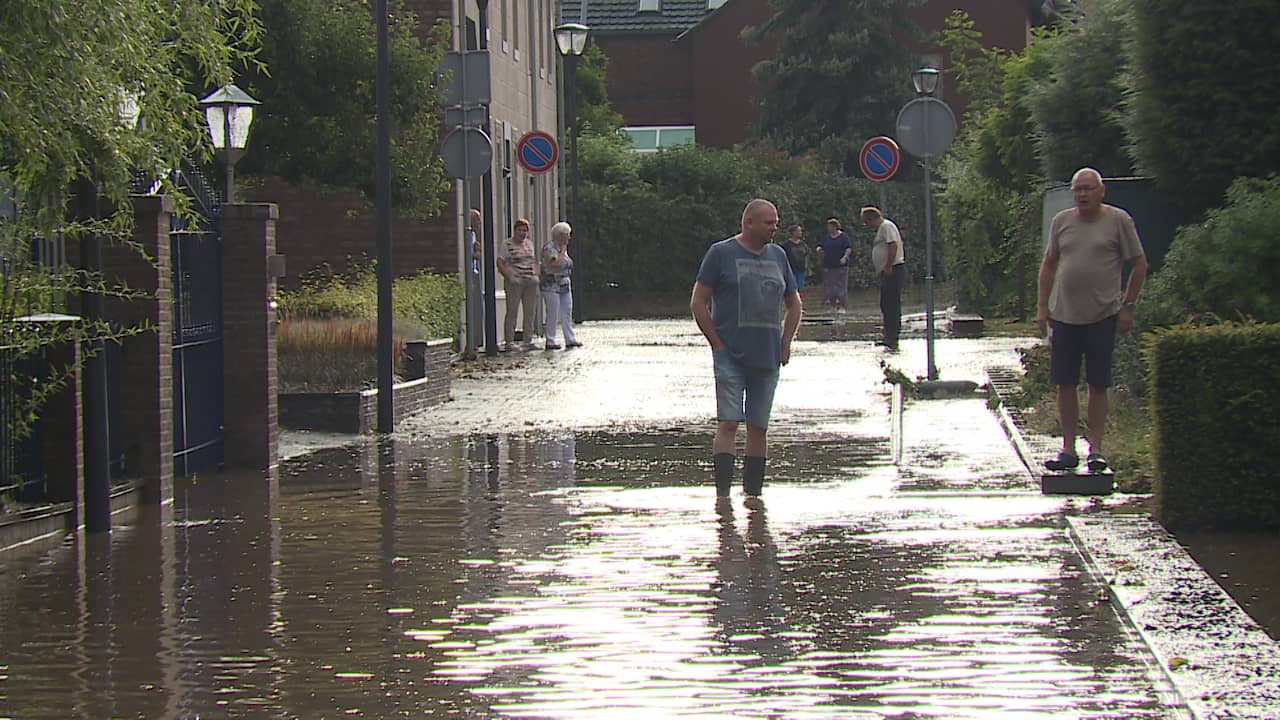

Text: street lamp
xmin=555 ymin=22 xmax=589 ymax=322
xmin=912 ymin=67 xmax=941 ymax=96
xmin=199 ymin=83 xmax=260 ymax=202
xmin=895 ymin=66 xmax=955 ymax=383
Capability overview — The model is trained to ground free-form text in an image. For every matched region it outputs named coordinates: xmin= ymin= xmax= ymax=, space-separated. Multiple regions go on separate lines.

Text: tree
xmin=746 ymin=0 xmax=920 ymax=174
xmin=575 ymin=45 xmax=624 ymax=137
xmin=1029 ymin=0 xmax=1134 ymax=182
xmin=936 ymin=11 xmax=1052 ymax=316
xmin=1 ymin=1 xmax=261 ymax=462
xmin=1128 ymin=0 xmax=1280 ymax=215
xmin=236 ymin=0 xmax=451 ymax=217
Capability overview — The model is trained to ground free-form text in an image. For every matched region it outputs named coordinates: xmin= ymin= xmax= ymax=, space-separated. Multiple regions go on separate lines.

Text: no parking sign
xmin=859 ymin=136 xmax=901 ymax=182
xmin=516 ymin=131 xmax=559 ymax=174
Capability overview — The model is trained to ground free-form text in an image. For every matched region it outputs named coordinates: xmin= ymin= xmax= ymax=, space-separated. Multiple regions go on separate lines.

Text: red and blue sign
xmin=859 ymin=136 xmax=901 ymax=182
xmin=516 ymin=130 xmax=559 ymax=174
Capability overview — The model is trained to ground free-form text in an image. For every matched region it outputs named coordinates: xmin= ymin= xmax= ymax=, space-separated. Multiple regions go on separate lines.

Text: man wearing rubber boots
xmin=691 ymin=199 xmax=803 ymax=499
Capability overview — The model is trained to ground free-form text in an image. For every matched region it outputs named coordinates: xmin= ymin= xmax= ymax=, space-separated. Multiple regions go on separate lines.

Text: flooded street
xmin=0 ymin=319 xmax=1193 ymax=718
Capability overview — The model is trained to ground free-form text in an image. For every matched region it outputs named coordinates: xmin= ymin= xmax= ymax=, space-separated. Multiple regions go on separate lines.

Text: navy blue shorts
xmin=1048 ymin=315 xmax=1118 ymax=388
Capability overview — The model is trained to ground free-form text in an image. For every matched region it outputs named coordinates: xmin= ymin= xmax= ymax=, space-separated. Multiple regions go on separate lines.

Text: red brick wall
xmin=597 ymin=35 xmax=694 ymax=126
xmin=245 ymin=177 xmax=457 ymax=287
xmin=688 ymin=0 xmax=781 ymax=148
xmin=604 ymin=0 xmax=1031 ymax=146
xmin=248 ymin=0 xmax=460 ymax=287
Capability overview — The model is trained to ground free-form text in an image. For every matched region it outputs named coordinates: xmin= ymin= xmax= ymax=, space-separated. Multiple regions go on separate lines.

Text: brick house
xmin=247 ymin=0 xmax=565 ymax=309
xmin=560 ymin=0 xmax=1051 ymax=152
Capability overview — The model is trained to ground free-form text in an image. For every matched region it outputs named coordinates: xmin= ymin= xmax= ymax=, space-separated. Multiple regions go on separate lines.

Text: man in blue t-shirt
xmin=691 ymin=199 xmax=804 ymax=499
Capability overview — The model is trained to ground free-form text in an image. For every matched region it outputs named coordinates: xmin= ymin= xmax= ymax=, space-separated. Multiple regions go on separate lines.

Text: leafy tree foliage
xmin=1 ymin=0 xmax=261 ymax=468
xmin=575 ymin=137 xmax=926 ymax=306
xmin=237 ymin=0 xmax=450 ymax=217
xmin=936 ymin=12 xmax=1052 ymax=316
xmin=575 ymin=45 xmax=624 ymax=136
xmin=1142 ymin=176 xmax=1280 ymax=326
xmin=1128 ymin=0 xmax=1280 ymax=215
xmin=746 ymin=0 xmax=920 ymax=174
xmin=1028 ymin=0 xmax=1135 ymax=182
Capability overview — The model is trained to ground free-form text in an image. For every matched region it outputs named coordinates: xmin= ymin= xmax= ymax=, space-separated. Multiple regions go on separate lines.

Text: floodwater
xmin=0 ymin=313 xmax=1198 ymax=718
xmin=0 ymin=421 xmax=1184 ymax=718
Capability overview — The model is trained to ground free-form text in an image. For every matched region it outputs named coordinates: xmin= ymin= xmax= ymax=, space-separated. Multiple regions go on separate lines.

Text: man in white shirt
xmin=861 ymin=206 xmax=906 ymax=350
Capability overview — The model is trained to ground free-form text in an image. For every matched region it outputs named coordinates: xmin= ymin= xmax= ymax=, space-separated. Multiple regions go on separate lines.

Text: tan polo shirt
xmin=1045 ymin=204 xmax=1145 ymax=324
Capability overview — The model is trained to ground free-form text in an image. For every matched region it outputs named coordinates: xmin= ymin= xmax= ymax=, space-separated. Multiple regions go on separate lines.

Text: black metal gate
xmin=171 ymin=163 xmax=223 ymax=475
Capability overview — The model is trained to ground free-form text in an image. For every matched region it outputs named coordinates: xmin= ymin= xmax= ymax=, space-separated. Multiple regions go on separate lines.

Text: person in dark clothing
xmin=781 ymin=224 xmax=810 ymax=290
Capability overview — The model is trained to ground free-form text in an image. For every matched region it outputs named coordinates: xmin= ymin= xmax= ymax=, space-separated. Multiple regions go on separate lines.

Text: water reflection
xmin=0 ymin=425 xmax=1183 ymax=718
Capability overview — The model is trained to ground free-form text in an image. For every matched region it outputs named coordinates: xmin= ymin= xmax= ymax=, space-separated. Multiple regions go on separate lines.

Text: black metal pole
xmin=478 ymin=0 xmax=499 ymax=356
xmin=567 ymin=54 xmax=582 ymax=324
xmin=375 ymin=0 xmax=394 ymax=432
xmin=77 ymin=176 xmax=110 ymax=533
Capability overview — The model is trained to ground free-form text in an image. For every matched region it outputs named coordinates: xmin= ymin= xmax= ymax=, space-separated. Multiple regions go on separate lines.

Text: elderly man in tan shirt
xmin=1037 ymin=167 xmax=1148 ymax=473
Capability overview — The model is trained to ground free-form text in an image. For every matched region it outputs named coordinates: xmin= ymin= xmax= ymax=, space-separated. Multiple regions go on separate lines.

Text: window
xmin=638 ymin=0 xmax=660 ymax=11
xmin=618 ymin=125 xmax=696 ymax=153
xmin=707 ymin=0 xmax=727 ymax=8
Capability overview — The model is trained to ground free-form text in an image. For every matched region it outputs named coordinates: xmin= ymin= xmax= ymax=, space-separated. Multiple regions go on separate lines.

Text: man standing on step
xmin=691 ymin=199 xmax=803 ymax=499
xmin=1037 ymin=167 xmax=1148 ymax=474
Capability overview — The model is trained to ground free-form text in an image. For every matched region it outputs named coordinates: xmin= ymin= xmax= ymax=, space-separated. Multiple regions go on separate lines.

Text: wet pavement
xmin=0 ymin=316 xmax=1273 ymax=718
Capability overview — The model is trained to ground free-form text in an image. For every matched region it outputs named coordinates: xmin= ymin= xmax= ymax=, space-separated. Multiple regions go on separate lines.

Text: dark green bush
xmin=576 ymin=137 xmax=929 ymax=308
xmin=1147 ymin=322 xmax=1280 ymax=530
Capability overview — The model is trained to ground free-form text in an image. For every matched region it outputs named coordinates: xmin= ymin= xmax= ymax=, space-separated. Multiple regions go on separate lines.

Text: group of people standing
xmin=695 ymin=168 xmax=1146 ymax=499
xmin=779 ymin=208 xmax=906 ymax=350
xmin=470 ymin=213 xmax=582 ymax=352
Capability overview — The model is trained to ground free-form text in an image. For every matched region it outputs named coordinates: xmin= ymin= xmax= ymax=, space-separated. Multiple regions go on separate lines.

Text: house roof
xmin=559 ymin=0 xmax=716 ymax=34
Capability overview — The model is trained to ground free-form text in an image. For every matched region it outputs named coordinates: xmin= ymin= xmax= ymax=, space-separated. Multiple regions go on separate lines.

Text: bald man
xmin=1037 ymin=168 xmax=1148 ymax=474
xmin=692 ymin=199 xmax=803 ymax=499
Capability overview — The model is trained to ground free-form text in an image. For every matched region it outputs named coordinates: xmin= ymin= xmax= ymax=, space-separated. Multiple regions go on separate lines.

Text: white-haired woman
xmin=539 ymin=221 xmax=581 ymax=350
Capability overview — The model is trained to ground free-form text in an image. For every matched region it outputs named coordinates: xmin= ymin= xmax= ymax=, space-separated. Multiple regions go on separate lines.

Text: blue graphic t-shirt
xmin=695 ymin=237 xmax=796 ymax=369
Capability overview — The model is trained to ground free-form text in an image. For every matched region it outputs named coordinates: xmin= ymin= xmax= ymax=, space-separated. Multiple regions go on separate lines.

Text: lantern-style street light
xmin=555 ymin=22 xmax=589 ymax=323
xmin=199 ymin=84 xmax=260 ymax=202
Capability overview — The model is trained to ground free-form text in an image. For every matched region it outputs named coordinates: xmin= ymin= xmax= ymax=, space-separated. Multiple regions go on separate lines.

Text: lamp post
xmin=913 ymin=67 xmax=940 ymax=381
xmin=895 ymin=67 xmax=954 ymax=383
xmin=555 ymin=22 xmax=589 ymax=323
xmin=81 ymin=91 xmax=144 ymax=533
xmin=199 ymin=84 xmax=260 ymax=202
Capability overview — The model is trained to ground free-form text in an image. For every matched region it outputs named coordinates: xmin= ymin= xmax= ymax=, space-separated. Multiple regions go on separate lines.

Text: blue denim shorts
xmin=1049 ymin=315 xmax=1118 ymax=387
xmin=713 ymin=349 xmax=780 ymax=430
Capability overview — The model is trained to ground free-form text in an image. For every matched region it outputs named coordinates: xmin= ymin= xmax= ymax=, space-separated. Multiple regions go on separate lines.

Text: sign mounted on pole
xmin=515 ymin=130 xmax=559 ymax=174
xmin=440 ymin=126 xmax=492 ymax=179
xmin=859 ymin=136 xmax=901 ymax=182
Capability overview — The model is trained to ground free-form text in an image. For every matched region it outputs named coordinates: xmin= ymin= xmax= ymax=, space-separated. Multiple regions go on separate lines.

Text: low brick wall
xmin=278 ymin=339 xmax=452 ymax=434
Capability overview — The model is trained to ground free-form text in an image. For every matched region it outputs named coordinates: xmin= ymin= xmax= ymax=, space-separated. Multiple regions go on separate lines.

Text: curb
xmin=986 ymin=365 xmax=1280 ymax=719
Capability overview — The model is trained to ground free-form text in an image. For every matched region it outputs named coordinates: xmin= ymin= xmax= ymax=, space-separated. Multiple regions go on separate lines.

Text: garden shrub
xmin=1147 ymin=322 xmax=1280 ymax=530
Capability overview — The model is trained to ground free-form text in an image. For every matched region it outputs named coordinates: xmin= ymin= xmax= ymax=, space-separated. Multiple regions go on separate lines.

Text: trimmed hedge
xmin=1148 ymin=323 xmax=1280 ymax=530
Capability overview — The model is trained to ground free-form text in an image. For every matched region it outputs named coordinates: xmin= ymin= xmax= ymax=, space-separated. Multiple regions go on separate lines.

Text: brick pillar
xmin=220 ymin=203 xmax=280 ymax=471
xmin=101 ymin=195 xmax=175 ymax=506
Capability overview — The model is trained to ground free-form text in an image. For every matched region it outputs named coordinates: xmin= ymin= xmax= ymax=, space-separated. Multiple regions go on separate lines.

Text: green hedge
xmin=1148 ymin=322 xmax=1280 ymax=530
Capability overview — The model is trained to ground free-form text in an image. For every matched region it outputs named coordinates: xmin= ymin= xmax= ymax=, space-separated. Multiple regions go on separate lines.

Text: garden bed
xmin=279 ymin=339 xmax=452 ymax=434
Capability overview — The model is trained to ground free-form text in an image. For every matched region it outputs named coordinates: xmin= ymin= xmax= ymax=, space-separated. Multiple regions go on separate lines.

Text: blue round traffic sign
xmin=860 ymin=136 xmax=901 ymax=182
xmin=516 ymin=131 xmax=559 ymax=174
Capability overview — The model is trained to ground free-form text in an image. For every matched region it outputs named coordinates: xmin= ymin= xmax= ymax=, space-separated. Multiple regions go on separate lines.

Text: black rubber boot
xmin=714 ymin=453 xmax=735 ymax=497
xmin=743 ymin=456 xmax=766 ymax=497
